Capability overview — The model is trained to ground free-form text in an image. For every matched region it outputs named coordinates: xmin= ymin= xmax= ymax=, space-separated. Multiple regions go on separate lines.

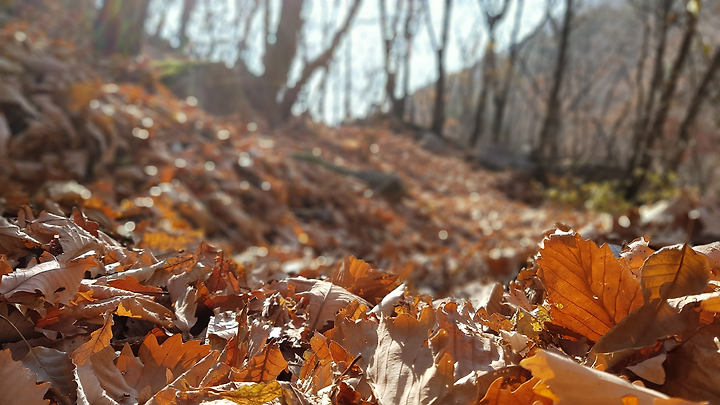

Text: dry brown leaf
xmin=366 ymin=306 xmax=454 ymax=405
xmin=231 ymin=342 xmax=287 ymax=383
xmin=663 ymin=322 xmax=720 ymax=404
xmin=621 ymin=237 xmax=655 ymax=277
xmin=39 ymin=283 xmax=175 ymax=331
xmin=299 ymin=332 xmax=354 ymax=392
xmin=0 ymin=254 xmax=96 ymax=305
xmin=479 ymin=377 xmax=552 ymax=405
xmin=331 ymin=256 xmax=400 ymax=304
xmin=641 ymin=244 xmax=710 ymax=302
xmin=75 ymin=345 xmax=138 ymax=405
xmin=431 ymin=302 xmax=505 ymax=380
xmin=107 ymin=275 xmax=163 ymax=294
xmin=201 ymin=381 xmax=284 ymax=405
xmin=128 ymin=333 xmax=212 ymax=403
xmin=27 ymin=212 xmax=103 ymax=263
xmin=0 ymin=348 xmax=50 ymax=405
xmin=148 ymin=350 xmax=221 ymax=405
xmin=537 ymin=230 xmax=643 ymax=341
xmin=22 ymin=346 xmax=77 ymax=404
xmin=693 ymin=242 xmax=720 ymax=270
xmin=277 ymin=277 xmax=370 ymax=331
xmin=520 ymin=349 xmax=701 ymax=405
xmin=589 ymin=290 xmax=710 ymax=370
xmin=72 ymin=311 xmax=113 ymax=366
xmin=0 ymin=216 xmax=40 ymax=256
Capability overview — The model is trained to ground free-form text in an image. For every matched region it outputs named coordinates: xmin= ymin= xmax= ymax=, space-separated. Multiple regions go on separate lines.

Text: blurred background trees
xmin=61 ymin=0 xmax=720 ymax=201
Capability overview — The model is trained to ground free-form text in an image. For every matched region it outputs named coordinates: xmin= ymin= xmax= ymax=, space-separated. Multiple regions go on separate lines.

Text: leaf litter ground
xmin=2 ymin=5 xmax=720 ymax=405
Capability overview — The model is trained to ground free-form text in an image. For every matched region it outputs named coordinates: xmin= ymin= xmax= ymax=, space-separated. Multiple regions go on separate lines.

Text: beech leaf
xmin=641 ymin=244 xmax=711 ymax=303
xmin=537 ymin=230 xmax=643 ymax=341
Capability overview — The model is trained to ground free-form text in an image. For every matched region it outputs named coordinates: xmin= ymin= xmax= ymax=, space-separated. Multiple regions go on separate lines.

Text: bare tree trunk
xmin=667 ymin=47 xmax=720 ymax=173
xmin=393 ymin=0 xmax=416 ymax=120
xmin=469 ymin=0 xmax=510 ymax=147
xmin=624 ymin=4 xmax=697 ymax=199
xmin=534 ymin=0 xmax=573 ymax=166
xmin=490 ymin=0 xmax=523 ymax=144
xmin=277 ymin=0 xmax=362 ymax=125
xmin=430 ymin=0 xmax=453 ymax=136
xmin=345 ymin=35 xmax=353 ymax=120
xmin=178 ymin=0 xmax=198 ymax=50
xmin=93 ymin=0 xmax=150 ymax=56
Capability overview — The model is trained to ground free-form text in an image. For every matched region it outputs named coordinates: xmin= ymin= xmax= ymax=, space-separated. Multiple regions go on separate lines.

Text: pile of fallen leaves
xmin=3 ymin=2 xmax=720 ymax=404
xmin=0 ymin=6 xmax=603 ymax=298
xmin=2 ymin=214 xmax=720 ymax=404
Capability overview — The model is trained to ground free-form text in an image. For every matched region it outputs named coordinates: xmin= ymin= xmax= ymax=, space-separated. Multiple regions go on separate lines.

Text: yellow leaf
xmin=641 ymin=245 xmax=710 ymax=302
xmin=537 ymin=230 xmax=642 ymax=341
xmin=215 ymin=381 xmax=284 ymax=404
xmin=72 ymin=311 xmax=113 ymax=366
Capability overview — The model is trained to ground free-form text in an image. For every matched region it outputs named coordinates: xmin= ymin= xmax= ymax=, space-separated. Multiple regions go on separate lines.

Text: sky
xmin=146 ymin=0 xmax=554 ymax=125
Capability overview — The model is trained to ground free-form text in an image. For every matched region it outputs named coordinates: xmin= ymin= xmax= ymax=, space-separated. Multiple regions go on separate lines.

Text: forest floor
xmin=2 ymin=4 xmax=720 ymax=405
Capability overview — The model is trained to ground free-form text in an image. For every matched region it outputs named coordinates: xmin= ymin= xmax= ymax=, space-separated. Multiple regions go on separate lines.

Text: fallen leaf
xmin=331 ymin=256 xmax=400 ymax=304
xmin=520 ymin=349 xmax=699 ymax=405
xmin=231 ymin=342 xmax=288 ymax=383
xmin=72 ymin=311 xmax=113 ymax=366
xmin=641 ymin=244 xmax=710 ymax=303
xmin=663 ymin=322 xmax=720 ymax=404
xmin=537 ymin=230 xmax=643 ymax=341
xmin=0 ymin=348 xmax=50 ymax=405
xmin=0 ymin=216 xmax=40 ymax=256
xmin=23 ymin=346 xmax=78 ymax=404
xmin=0 ymin=254 xmax=96 ymax=305
xmin=479 ymin=377 xmax=552 ymax=405
xmin=626 ymin=353 xmax=667 ymax=385
xmin=366 ymin=306 xmax=454 ymax=405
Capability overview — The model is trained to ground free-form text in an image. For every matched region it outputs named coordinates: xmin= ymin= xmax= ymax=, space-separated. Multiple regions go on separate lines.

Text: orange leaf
xmin=331 ymin=256 xmax=400 ymax=304
xmin=537 ymin=230 xmax=643 ymax=341
xmin=479 ymin=377 xmax=552 ymax=405
xmin=231 ymin=342 xmax=288 ymax=383
xmin=641 ymin=244 xmax=710 ymax=303
xmin=0 ymin=349 xmax=49 ymax=405
xmin=108 ymin=275 xmax=163 ymax=294
xmin=72 ymin=311 xmax=113 ymax=366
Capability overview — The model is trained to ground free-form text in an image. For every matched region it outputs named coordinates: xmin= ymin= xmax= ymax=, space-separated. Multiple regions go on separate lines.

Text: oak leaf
xmin=75 ymin=345 xmax=138 ymax=405
xmin=0 ymin=349 xmax=50 ymax=405
xmin=118 ymin=333 xmax=211 ymax=403
xmin=22 ymin=346 xmax=77 ymax=404
xmin=537 ymin=230 xmax=643 ymax=341
xmin=71 ymin=311 xmax=113 ymax=366
xmin=231 ymin=342 xmax=288 ymax=383
xmin=331 ymin=256 xmax=400 ymax=304
xmin=479 ymin=377 xmax=552 ymax=405
xmin=366 ymin=306 xmax=454 ymax=405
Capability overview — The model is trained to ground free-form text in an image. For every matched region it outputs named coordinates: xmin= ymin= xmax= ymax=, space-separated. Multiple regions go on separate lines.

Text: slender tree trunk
xmin=393 ymin=1 xmax=416 ymax=120
xmin=430 ymin=0 xmax=452 ymax=136
xmin=667 ymin=48 xmax=720 ymax=173
xmin=345 ymin=35 xmax=352 ymax=120
xmin=93 ymin=0 xmax=150 ymax=56
xmin=624 ymin=5 xmax=697 ymax=199
xmin=178 ymin=0 xmax=198 ymax=50
xmin=277 ymin=0 xmax=361 ymax=125
xmin=491 ymin=0 xmax=524 ymax=144
xmin=534 ymin=0 xmax=573 ymax=166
